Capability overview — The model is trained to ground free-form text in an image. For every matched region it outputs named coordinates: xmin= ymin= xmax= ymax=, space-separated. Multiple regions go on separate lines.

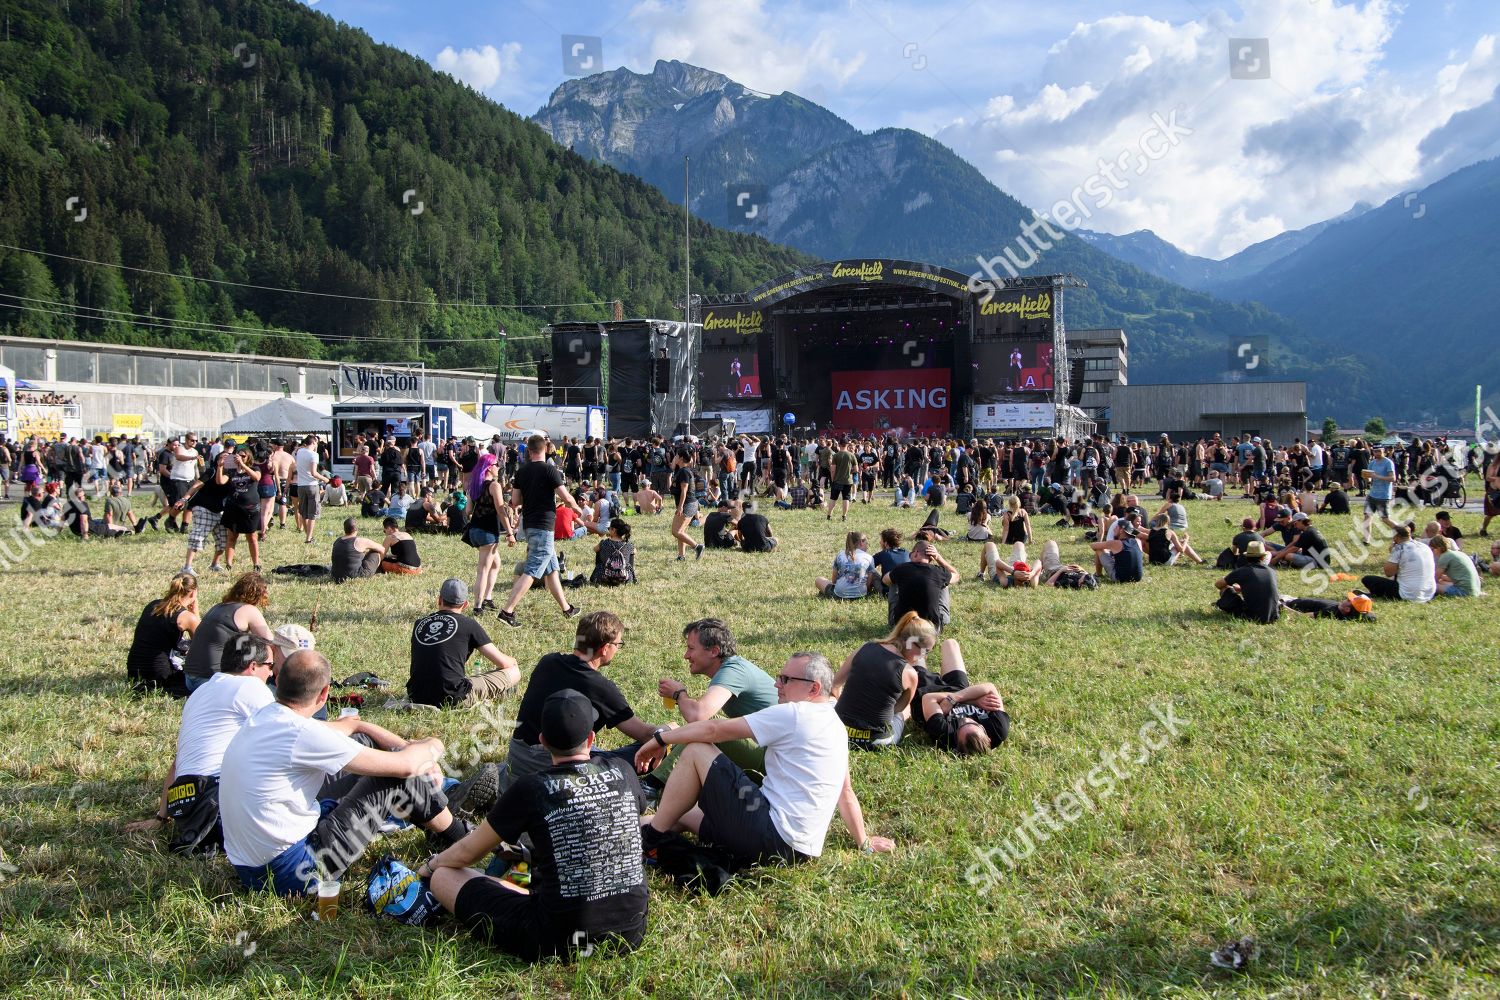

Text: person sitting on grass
xmin=1090 ymin=515 xmax=1145 ymax=583
xmin=734 ymin=501 xmax=777 ymax=552
xmin=122 ymin=633 xmax=279 ymax=853
xmin=910 ymin=637 xmax=1010 ymax=755
xmin=633 ymin=651 xmax=895 ymax=867
xmin=564 ymin=518 xmax=637 ymax=588
xmin=407 ymin=578 xmax=522 ymax=709
xmin=886 ymin=538 xmax=959 ymax=629
xmin=1213 ymin=540 xmax=1280 ymax=623
xmin=378 ymin=517 xmax=423 ymax=575
xmin=870 ymin=528 xmax=909 ymax=597
xmin=126 ymin=572 xmax=201 ymax=699
xmin=965 ymin=498 xmax=992 ymax=541
xmin=652 ymin=618 xmax=776 ymax=788
xmin=218 ymin=650 xmax=469 ymax=896
xmin=1281 ymin=590 xmax=1377 ymax=621
xmin=702 ymin=499 xmax=739 ymax=549
xmin=815 ymin=530 xmax=876 ymax=600
xmin=833 ymin=611 xmax=932 ymax=751
xmin=633 ymin=480 xmax=662 ymax=515
xmin=1267 ymin=511 xmax=1329 ymax=570
xmin=419 ymin=689 xmax=649 ymax=961
xmin=500 ymin=612 xmax=666 ymax=789
xmin=1362 ymin=523 xmax=1436 ymax=602
xmin=324 ymin=477 xmax=349 ymax=507
xmin=1430 ymin=534 xmax=1482 ymax=597
xmin=893 ymin=474 xmax=917 ymax=508
xmin=331 ymin=517 xmax=385 ymax=583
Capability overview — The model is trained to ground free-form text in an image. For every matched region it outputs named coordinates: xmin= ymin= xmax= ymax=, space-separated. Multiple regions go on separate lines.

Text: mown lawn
xmin=0 ymin=488 xmax=1495 ymax=998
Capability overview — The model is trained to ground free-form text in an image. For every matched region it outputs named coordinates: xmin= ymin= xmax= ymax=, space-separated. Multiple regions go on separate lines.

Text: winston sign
xmin=339 ymin=363 xmax=426 ymax=400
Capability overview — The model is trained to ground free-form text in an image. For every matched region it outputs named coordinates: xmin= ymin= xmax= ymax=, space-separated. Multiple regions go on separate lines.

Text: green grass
xmin=0 ymin=489 xmax=1496 ymax=998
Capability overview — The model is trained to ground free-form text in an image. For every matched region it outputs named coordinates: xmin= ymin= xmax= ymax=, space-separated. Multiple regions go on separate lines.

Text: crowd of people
xmin=2 ymin=419 xmax=1486 ymax=962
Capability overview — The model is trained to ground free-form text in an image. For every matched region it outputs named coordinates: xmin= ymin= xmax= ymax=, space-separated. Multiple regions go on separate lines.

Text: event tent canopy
xmin=450 ymin=408 xmax=495 ymax=440
xmin=220 ymin=397 xmax=333 ymax=436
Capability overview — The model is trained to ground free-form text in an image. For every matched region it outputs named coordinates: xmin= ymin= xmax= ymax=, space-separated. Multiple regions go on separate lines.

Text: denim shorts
xmin=522 ymin=527 xmax=559 ymax=578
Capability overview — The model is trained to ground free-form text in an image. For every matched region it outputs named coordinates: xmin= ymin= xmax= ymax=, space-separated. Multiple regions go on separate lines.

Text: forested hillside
xmin=0 ymin=0 xmax=807 ymax=370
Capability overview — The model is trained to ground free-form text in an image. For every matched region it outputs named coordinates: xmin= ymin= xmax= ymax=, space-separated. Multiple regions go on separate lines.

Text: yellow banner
xmin=111 ymin=413 xmax=143 ymax=435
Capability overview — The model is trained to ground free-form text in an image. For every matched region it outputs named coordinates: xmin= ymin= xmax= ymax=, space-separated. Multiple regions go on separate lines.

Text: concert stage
xmin=543 ymin=260 xmax=1089 ymax=440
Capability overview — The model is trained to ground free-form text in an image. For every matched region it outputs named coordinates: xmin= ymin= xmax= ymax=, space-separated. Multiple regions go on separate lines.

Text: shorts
xmin=773 ymin=470 xmax=788 ymax=489
xmin=697 ymin=754 xmax=804 ymax=866
xmin=521 ymin=528 xmax=559 ymax=579
xmin=680 ymin=500 xmax=699 ymax=520
xmin=1485 ymin=490 xmax=1500 ymax=518
xmin=186 ymin=510 xmax=225 ymax=553
xmin=454 ymin=876 xmax=642 ymax=960
xmin=298 ymin=485 xmax=321 ymax=520
xmin=1365 ymin=497 xmax=1390 ymax=516
xmin=165 ymin=479 xmax=191 ymax=506
xmin=257 ymin=483 xmax=277 ymax=499
xmin=830 ymin=483 xmax=852 ymax=501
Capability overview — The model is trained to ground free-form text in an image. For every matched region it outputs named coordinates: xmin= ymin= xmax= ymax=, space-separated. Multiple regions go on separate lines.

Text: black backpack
xmin=599 ymin=543 xmax=631 ymax=585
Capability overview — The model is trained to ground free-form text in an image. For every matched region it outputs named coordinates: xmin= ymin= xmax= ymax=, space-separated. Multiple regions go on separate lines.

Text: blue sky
xmin=299 ymin=1 xmax=1500 ymax=257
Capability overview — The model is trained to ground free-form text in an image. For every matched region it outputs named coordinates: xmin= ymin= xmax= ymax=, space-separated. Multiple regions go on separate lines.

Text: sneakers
xmin=208 ymin=563 xmax=225 ymax=573
xmin=496 ymin=609 xmax=520 ymax=628
xmin=180 ymin=564 xmax=196 ymax=577
xmin=694 ymin=543 xmax=704 ymax=561
xmin=447 ymin=763 xmax=502 ymax=818
xmin=562 ymin=604 xmax=581 ymax=620
xmin=425 ymin=816 xmax=472 ymax=853
xmin=478 ymin=598 xmax=496 ymax=613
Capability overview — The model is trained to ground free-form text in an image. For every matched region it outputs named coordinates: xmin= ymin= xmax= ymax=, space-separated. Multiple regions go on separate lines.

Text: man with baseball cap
xmin=1282 ymin=590 xmax=1375 ymax=621
xmin=1268 ymin=511 xmax=1329 ymax=570
xmin=422 ymin=688 xmax=650 ymax=960
xmin=407 ymin=579 xmax=521 ymax=709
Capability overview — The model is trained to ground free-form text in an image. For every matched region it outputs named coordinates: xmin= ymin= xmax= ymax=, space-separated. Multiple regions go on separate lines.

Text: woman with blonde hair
xmin=999 ymin=494 xmax=1031 ymax=546
xmin=815 ymin=530 xmax=875 ymax=600
xmin=832 ymin=610 xmax=934 ymax=750
xmin=126 ymin=573 xmax=202 ymax=698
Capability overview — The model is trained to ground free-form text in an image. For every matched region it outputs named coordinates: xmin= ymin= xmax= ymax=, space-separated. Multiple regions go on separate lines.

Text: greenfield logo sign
xmin=339 ymin=364 xmax=425 ymax=400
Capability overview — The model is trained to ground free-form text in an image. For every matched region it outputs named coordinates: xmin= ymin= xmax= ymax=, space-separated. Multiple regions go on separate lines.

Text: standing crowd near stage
xmin=2 ymin=422 xmax=1491 ymax=959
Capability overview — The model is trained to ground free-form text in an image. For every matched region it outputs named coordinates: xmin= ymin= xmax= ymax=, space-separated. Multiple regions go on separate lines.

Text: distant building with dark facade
xmin=1065 ymin=328 xmax=1127 ymax=430
xmin=1110 ymin=381 xmax=1308 ymax=444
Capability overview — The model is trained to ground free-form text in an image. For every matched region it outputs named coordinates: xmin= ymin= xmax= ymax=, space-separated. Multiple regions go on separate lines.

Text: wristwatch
xmin=672 ymin=688 xmax=686 ymax=703
xmin=652 ymin=730 xmax=669 ymax=748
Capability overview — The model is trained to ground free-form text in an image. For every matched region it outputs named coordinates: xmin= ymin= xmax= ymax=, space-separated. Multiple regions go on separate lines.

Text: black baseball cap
xmin=540 ymin=689 xmax=596 ymax=750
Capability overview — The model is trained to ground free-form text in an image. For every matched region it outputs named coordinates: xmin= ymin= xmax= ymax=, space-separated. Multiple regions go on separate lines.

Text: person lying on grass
xmin=217 ymin=649 xmax=469 ymax=896
xmin=910 ymin=637 xmax=1011 ymax=756
xmin=419 ymin=689 xmax=649 ymax=961
xmin=633 ymin=651 xmax=896 ymax=867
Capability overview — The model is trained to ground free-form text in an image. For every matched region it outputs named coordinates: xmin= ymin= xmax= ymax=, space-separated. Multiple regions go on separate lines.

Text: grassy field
xmin=0 ymin=486 xmax=1496 ymax=999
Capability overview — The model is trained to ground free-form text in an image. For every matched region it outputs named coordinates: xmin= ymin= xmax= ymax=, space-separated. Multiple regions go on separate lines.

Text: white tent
xmin=221 ymin=397 xmax=333 ymax=436
xmin=450 ymin=408 xmax=495 ymax=440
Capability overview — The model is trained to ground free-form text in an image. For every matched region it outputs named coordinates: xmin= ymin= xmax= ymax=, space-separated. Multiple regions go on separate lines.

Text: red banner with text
xmin=831 ymin=369 xmax=951 ymax=435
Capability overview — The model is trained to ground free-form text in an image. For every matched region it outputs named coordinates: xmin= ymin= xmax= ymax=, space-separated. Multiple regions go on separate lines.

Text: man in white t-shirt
xmin=634 ymin=651 xmax=895 ymax=865
xmin=292 ymin=434 xmax=328 ymax=543
xmin=165 ymin=435 xmax=203 ymax=532
xmin=1362 ymin=524 xmax=1437 ymax=603
xmin=123 ymin=633 xmax=277 ymax=853
xmin=218 ymin=650 xmax=468 ymax=896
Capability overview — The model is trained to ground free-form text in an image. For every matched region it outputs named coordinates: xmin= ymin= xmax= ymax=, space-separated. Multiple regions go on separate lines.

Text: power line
xmin=0 ymin=242 xmax=617 ymax=311
xmin=0 ymin=294 xmax=550 ymax=345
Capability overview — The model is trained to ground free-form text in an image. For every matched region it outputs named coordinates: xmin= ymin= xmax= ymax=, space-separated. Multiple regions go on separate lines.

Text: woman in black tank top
xmin=467 ymin=459 xmax=508 ymax=612
xmin=379 ymin=517 xmax=423 ymax=574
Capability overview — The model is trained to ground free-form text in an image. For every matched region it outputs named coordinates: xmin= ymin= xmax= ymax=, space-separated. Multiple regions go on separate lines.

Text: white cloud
xmin=933 ymin=1 xmax=1500 ymax=257
xmin=434 ymin=42 xmax=521 ymax=92
xmin=625 ymin=0 xmax=866 ymax=96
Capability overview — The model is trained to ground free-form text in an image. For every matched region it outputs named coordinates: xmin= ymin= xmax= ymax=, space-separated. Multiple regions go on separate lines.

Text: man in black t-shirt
xmin=885 ymin=541 xmax=959 ymax=629
xmin=734 ymin=501 xmax=777 ymax=552
xmin=911 ymin=638 xmax=1009 ymax=755
xmin=1270 ymin=512 xmax=1329 ymax=570
xmin=1319 ymin=485 xmax=1351 ymax=516
xmin=423 ymin=688 xmax=649 ymax=960
xmin=408 ymin=579 xmax=520 ymax=708
xmin=1214 ymin=547 xmax=1280 ymax=623
xmin=501 ymin=611 xmax=664 ymax=788
xmin=702 ymin=500 xmax=739 ymax=549
xmin=496 ymin=435 xmax=587 ymax=628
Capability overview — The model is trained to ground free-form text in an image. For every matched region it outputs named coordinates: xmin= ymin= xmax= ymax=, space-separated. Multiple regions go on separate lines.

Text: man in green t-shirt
xmin=102 ymin=482 xmax=143 ymax=537
xmin=1430 ymin=535 xmax=1482 ymax=597
xmin=652 ymin=618 xmax=776 ymax=787
xmin=827 ymin=441 xmax=857 ymax=522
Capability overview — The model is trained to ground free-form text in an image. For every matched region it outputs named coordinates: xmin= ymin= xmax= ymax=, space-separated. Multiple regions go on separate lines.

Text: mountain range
xmin=536 ymin=61 xmax=1494 ymax=423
